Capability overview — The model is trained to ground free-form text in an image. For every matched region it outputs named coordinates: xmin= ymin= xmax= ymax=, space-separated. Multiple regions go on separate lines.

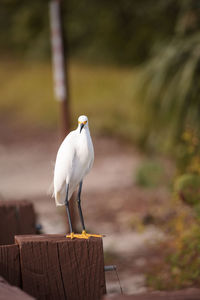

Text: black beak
xmin=80 ymin=123 xmax=84 ymax=133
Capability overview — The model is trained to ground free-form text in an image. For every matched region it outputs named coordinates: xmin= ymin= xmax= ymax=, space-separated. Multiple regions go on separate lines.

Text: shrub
xmin=135 ymin=160 xmax=164 ymax=188
xmin=174 ymin=174 xmax=200 ymax=206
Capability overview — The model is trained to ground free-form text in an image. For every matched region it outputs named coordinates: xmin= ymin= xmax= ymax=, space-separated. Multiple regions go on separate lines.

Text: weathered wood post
xmin=15 ymin=234 xmax=106 ymax=300
xmin=0 ymin=200 xmax=36 ymax=245
xmin=0 ymin=244 xmax=21 ymax=287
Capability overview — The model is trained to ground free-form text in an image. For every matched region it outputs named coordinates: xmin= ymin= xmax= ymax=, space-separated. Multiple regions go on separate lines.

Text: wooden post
xmin=49 ymin=0 xmax=71 ymax=138
xmin=0 ymin=244 xmax=21 ymax=287
xmin=15 ymin=234 xmax=106 ymax=300
xmin=49 ymin=0 xmax=76 ymax=232
xmin=0 ymin=277 xmax=35 ymax=300
xmin=0 ymin=200 xmax=36 ymax=245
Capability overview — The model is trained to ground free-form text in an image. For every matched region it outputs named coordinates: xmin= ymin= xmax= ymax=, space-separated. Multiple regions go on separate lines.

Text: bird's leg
xmin=77 ymin=181 xmax=86 ymax=232
xmin=76 ymin=181 xmax=103 ymax=239
xmin=65 ymin=184 xmax=74 ymax=239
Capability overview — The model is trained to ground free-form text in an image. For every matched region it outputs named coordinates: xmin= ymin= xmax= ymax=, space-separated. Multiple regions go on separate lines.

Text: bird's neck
xmin=76 ymin=128 xmax=92 ymax=156
xmin=81 ymin=127 xmax=91 ymax=140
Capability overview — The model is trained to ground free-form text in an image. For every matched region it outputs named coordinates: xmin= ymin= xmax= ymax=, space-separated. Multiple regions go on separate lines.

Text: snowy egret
xmin=54 ymin=115 xmax=102 ymax=239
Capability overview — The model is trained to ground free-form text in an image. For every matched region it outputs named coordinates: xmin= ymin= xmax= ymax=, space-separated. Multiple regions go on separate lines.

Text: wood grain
xmin=0 ymin=200 xmax=36 ymax=245
xmin=15 ymin=234 xmax=106 ymax=300
xmin=0 ymin=244 xmax=21 ymax=287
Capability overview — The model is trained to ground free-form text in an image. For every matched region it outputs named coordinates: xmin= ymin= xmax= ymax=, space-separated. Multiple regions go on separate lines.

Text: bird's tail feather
xmin=54 ymin=184 xmax=75 ymax=206
xmin=55 ymin=190 xmax=65 ymax=206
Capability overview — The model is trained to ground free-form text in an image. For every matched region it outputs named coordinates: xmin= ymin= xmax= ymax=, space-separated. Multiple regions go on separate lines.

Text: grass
xmin=0 ymin=59 xmax=140 ymax=139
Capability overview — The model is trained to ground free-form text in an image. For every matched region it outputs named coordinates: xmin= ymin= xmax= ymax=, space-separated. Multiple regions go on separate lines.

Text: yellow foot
xmin=66 ymin=232 xmax=75 ymax=239
xmin=81 ymin=230 xmax=103 ymax=239
xmin=66 ymin=231 xmax=103 ymax=240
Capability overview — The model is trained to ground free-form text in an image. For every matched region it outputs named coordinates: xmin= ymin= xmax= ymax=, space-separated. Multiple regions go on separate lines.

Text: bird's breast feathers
xmin=75 ymin=140 xmax=94 ymax=171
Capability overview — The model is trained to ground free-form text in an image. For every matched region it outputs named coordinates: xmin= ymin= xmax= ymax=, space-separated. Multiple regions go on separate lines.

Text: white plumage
xmin=54 ymin=115 xmax=94 ymax=206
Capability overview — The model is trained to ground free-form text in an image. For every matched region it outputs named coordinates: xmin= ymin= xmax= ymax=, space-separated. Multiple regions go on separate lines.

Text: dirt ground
xmin=0 ymin=119 xmax=173 ymax=295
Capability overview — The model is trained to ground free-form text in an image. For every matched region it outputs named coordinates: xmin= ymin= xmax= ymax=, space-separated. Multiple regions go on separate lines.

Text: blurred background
xmin=0 ymin=0 xmax=200 ymax=295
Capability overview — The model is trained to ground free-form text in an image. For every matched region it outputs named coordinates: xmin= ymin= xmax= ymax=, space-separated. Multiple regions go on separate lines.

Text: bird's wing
xmin=54 ymin=132 xmax=76 ymax=205
xmin=85 ymin=148 xmax=94 ymax=176
xmin=88 ymin=155 xmax=94 ymax=172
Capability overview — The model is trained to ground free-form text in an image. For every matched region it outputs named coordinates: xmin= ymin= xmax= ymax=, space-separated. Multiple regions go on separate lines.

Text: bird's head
xmin=78 ymin=115 xmax=88 ymax=133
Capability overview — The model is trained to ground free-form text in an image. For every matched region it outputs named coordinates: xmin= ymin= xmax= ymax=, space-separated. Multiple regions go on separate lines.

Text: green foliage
xmin=135 ymin=160 xmax=164 ymax=188
xmin=0 ymin=0 xmax=178 ymax=64
xmin=176 ymin=129 xmax=200 ymax=175
xmin=134 ymin=0 xmax=200 ymax=151
xmin=66 ymin=0 xmax=178 ymax=65
xmin=147 ymin=224 xmax=200 ymax=289
xmin=148 ymin=132 xmax=200 ymax=290
xmin=174 ymin=129 xmax=200 ymax=206
xmin=174 ymin=174 xmax=200 ymax=206
xmin=170 ymin=226 xmax=200 ymax=286
xmin=0 ymin=0 xmax=50 ymax=59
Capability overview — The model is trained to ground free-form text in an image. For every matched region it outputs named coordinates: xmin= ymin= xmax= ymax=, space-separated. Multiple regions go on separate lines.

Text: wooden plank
xmin=0 ymin=244 xmax=21 ymax=287
xmin=15 ymin=234 xmax=106 ymax=300
xmin=102 ymin=289 xmax=200 ymax=300
xmin=0 ymin=276 xmax=35 ymax=300
xmin=0 ymin=200 xmax=36 ymax=245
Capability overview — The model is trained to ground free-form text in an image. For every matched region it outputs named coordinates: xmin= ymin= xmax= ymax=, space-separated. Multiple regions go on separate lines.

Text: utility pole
xmin=49 ymin=0 xmax=76 ymax=232
xmin=49 ymin=0 xmax=70 ymax=133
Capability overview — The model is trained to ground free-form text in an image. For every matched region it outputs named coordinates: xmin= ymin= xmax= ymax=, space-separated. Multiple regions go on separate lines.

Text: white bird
xmin=54 ymin=115 xmax=101 ymax=239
